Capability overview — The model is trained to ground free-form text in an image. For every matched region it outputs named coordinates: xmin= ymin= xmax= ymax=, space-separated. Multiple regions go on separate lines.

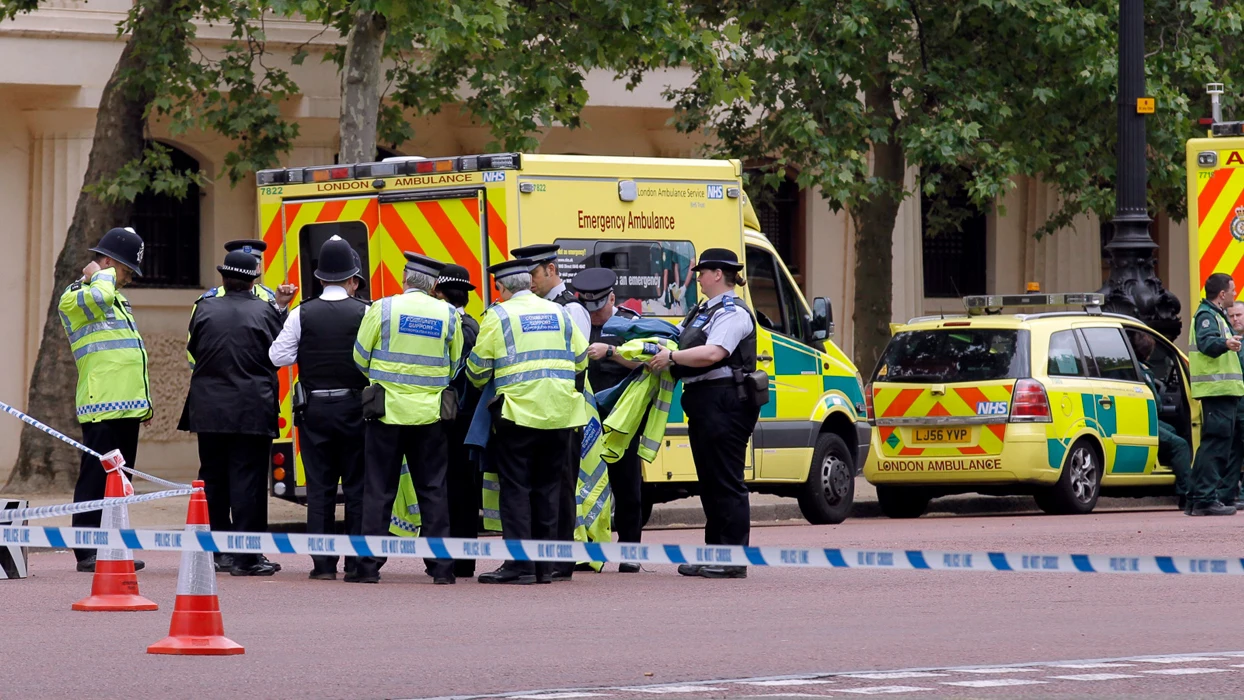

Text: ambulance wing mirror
xmin=812 ymin=297 xmax=833 ymax=340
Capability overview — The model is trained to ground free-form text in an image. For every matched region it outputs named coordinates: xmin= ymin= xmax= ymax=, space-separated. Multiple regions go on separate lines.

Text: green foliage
xmin=671 ymin=0 xmax=1244 ymax=237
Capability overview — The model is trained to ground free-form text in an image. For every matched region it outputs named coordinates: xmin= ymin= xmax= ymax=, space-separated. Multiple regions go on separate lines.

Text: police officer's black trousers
xmin=446 ymin=415 xmax=480 ymax=576
xmin=609 ymin=433 xmax=645 ymax=542
xmin=554 ymin=428 xmax=579 ymax=574
xmin=298 ymin=392 xmax=364 ymax=574
xmin=1191 ymin=396 xmax=1238 ymax=507
xmin=492 ymin=417 xmax=570 ymax=578
xmin=197 ymin=433 xmax=273 ymax=569
xmin=683 ymin=382 xmax=760 ymax=546
xmin=361 ymin=421 xmax=452 ymax=579
xmin=72 ymin=418 xmax=141 ymax=563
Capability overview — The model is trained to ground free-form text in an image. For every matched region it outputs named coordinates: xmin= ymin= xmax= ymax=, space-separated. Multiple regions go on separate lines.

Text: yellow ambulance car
xmin=254 ymin=153 xmax=869 ymax=524
xmin=862 ymin=294 xmax=1195 ymax=517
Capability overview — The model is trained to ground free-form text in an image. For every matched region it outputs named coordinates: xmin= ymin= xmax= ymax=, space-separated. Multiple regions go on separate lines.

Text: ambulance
xmin=254 ymin=153 xmax=869 ymax=524
xmin=1188 ymin=84 xmax=1244 ymax=316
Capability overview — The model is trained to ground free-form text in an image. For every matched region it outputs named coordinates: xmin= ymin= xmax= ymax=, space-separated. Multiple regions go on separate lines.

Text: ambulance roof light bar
xmin=963 ymin=293 xmax=1105 ymax=316
xmin=255 ymin=152 xmax=523 ymax=186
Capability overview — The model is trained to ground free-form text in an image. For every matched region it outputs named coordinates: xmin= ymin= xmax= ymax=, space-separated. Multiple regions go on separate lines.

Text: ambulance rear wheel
xmin=797 ymin=433 xmax=855 ymax=524
xmin=1035 ymin=438 xmax=1101 ymax=515
xmin=876 ymin=485 xmax=931 ymax=519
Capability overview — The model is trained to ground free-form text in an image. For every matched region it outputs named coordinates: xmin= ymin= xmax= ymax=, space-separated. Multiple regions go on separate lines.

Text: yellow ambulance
xmin=255 ymin=153 xmax=868 ymax=524
xmin=862 ymin=293 xmax=1194 ymax=517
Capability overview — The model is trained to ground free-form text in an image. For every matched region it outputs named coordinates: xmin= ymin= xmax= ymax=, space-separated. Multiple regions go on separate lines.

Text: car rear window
xmin=873 ymin=329 xmax=1029 ymax=383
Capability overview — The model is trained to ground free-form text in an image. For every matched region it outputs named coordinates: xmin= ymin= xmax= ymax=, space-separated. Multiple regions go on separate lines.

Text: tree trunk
xmin=4 ymin=2 xmax=172 ymax=491
xmin=339 ymin=10 xmax=388 ymax=164
xmin=850 ymin=80 xmax=906 ymax=378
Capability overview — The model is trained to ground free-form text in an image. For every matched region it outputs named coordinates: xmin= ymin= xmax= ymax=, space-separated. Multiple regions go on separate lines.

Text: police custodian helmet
xmin=90 ymin=227 xmax=145 ymax=276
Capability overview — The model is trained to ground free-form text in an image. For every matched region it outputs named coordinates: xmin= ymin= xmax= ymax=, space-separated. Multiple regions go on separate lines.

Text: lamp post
xmin=1099 ymin=0 xmax=1183 ymax=341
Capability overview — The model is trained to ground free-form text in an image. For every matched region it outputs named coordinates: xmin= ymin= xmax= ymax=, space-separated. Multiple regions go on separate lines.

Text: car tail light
xmin=1010 ymin=379 xmax=1051 ymax=422
xmin=864 ymin=383 xmax=875 ymax=424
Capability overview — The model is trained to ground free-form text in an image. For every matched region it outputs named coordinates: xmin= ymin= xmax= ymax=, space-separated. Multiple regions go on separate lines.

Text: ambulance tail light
xmin=306 ymin=166 xmax=356 ymax=182
xmin=864 ymin=383 xmax=875 ymax=424
xmin=270 ymin=442 xmax=295 ymax=498
xmin=1009 ymin=379 xmax=1051 ymax=423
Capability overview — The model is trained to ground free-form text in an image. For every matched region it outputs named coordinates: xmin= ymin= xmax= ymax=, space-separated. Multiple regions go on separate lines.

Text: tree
xmin=670 ymin=0 xmax=1244 ymax=372
xmin=3 ymin=0 xmax=301 ymax=489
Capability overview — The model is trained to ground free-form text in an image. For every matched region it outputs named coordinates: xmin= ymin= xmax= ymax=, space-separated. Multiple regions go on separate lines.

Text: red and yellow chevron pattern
xmin=873 ymin=382 xmax=1015 ymax=457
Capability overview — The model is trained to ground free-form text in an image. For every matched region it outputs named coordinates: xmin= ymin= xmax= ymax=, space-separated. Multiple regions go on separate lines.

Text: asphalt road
xmin=4 ymin=508 xmax=1244 ymax=699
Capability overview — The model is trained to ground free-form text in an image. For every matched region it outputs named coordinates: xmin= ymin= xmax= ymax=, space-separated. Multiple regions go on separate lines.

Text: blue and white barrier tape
xmin=1 ymin=526 xmax=1239 ymax=575
xmin=0 ymin=399 xmax=191 ymax=490
xmin=0 ymin=488 xmax=199 ymax=522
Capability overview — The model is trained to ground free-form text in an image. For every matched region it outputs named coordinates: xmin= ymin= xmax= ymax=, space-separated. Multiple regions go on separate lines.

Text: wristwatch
xmin=668 ymin=350 xmax=678 ymax=366
xmin=606 ymin=346 xmax=614 ymax=359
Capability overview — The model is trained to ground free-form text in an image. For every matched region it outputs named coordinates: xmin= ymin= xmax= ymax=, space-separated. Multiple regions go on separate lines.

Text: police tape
xmin=0 ymin=488 xmax=199 ymax=522
xmin=0 ymin=399 xmax=191 ymax=490
xmin=0 ymin=525 xmax=1240 ymax=575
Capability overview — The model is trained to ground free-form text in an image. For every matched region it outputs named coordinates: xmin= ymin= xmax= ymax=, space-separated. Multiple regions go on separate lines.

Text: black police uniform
xmin=179 ymin=252 xmax=284 ymax=575
xmin=293 ymin=238 xmax=370 ymax=578
xmin=574 ymin=267 xmax=645 ymax=546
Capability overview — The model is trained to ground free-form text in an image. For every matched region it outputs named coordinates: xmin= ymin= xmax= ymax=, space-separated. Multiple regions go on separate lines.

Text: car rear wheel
xmin=876 ymin=485 xmax=932 ymax=519
xmin=797 ymin=433 xmax=856 ymax=524
xmin=1035 ymin=438 xmax=1101 ymax=515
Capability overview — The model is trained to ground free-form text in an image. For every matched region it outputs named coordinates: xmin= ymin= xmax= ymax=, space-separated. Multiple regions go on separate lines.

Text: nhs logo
xmin=707 ymin=184 xmax=724 ymax=199
xmin=483 ymin=171 xmax=506 ymax=183
xmin=976 ymin=401 xmax=1008 ymax=416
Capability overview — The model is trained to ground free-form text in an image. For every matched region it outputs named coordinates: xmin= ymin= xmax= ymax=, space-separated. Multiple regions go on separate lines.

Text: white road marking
xmin=840 ymin=672 xmax=945 ymax=680
xmin=1142 ymin=668 xmax=1232 ymax=675
xmin=955 ymin=668 xmax=1040 ymax=674
xmin=736 ymin=681 xmax=834 ymax=687
xmin=625 ymin=687 xmax=724 ymax=694
xmin=942 ymin=679 xmax=1047 ymax=688
xmin=836 ymin=687 xmax=931 ymax=695
xmin=1048 ymin=673 xmax=1142 ymax=681
xmin=1047 ymin=663 xmax=1136 ymax=669
xmin=1134 ymin=656 xmax=1228 ymax=664
xmin=510 ymin=694 xmax=606 ymax=699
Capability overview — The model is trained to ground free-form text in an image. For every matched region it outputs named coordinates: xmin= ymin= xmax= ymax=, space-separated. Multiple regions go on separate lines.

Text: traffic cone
xmin=147 ymin=480 xmax=243 ymax=655
xmin=72 ymin=462 xmax=157 ymax=612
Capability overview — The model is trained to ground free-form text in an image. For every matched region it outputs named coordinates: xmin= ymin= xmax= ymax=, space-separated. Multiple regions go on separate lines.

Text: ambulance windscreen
xmin=556 ymin=238 xmax=697 ymax=317
xmin=874 ymin=329 xmax=1029 ymax=384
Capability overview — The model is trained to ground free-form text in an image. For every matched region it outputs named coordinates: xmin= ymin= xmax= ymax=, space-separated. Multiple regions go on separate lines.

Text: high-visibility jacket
xmin=576 ymin=386 xmax=612 ymax=570
xmin=354 ymin=289 xmax=463 ymax=425
xmin=482 ymin=471 xmax=502 ymax=532
xmin=57 ymin=267 xmax=152 ymax=423
xmin=390 ymin=459 xmax=422 ymax=537
xmin=601 ymin=339 xmax=678 ymax=463
xmin=1190 ymin=300 xmax=1244 ymax=398
xmin=466 ymin=291 xmax=589 ymax=429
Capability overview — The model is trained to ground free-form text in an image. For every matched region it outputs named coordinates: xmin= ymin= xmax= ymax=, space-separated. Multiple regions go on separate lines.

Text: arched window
xmin=920 ymin=165 xmax=987 ymax=298
xmin=745 ymin=168 xmax=804 ymax=275
xmin=129 ymin=143 xmax=201 ymax=288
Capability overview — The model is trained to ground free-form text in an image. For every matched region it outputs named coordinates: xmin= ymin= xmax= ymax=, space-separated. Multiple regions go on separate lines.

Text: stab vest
xmin=673 ymin=295 xmax=757 ymax=380
xmin=588 ymin=307 xmax=640 ymax=392
xmin=298 ymin=296 xmax=368 ymax=391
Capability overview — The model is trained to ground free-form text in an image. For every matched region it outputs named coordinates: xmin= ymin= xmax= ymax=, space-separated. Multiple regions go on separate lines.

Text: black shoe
xmin=477 ymin=566 xmax=535 ymax=585
xmin=1191 ymin=501 xmax=1237 ymax=516
xmin=619 ymin=563 xmax=641 ymax=573
xmin=231 ymin=560 xmax=278 ymax=576
xmin=257 ymin=555 xmax=282 ymax=572
xmin=344 ymin=566 xmax=380 ymax=584
xmin=700 ymin=565 xmax=747 ymax=579
xmin=213 ymin=553 xmax=235 ymax=573
xmin=552 ymin=563 xmax=574 ymax=582
xmin=677 ymin=564 xmax=705 ymax=578
xmin=309 ymin=569 xmax=337 ymax=581
xmin=433 ymin=575 xmax=456 ymax=585
xmin=133 ymin=559 xmax=145 ymax=572
xmin=75 ymin=556 xmax=144 ymax=573
xmin=1232 ymin=501 xmax=1244 ymax=511
xmin=1185 ymin=501 xmax=1195 ymax=515
xmin=1178 ymin=495 xmax=1187 ymax=510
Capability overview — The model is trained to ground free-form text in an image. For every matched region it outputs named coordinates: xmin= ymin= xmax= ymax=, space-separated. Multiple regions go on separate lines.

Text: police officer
xmin=59 ymin=227 xmax=151 ymax=572
xmin=180 ymin=249 xmax=286 ymax=575
xmin=576 ymin=267 xmax=645 ymax=570
xmin=1188 ymin=272 xmax=1243 ymax=516
xmin=511 ymin=243 xmax=589 ymax=580
xmin=269 ymin=236 xmax=369 ymax=580
xmin=201 ymin=240 xmax=295 ymax=308
xmin=648 ymin=249 xmax=760 ymax=578
xmin=352 ymin=252 xmax=463 ymax=584
xmin=434 ymin=264 xmax=483 ymax=578
xmin=468 ymin=258 xmax=589 ymax=584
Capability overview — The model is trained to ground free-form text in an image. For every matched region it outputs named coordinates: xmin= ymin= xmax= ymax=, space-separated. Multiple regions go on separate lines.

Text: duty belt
xmin=309 ymin=388 xmax=357 ymax=397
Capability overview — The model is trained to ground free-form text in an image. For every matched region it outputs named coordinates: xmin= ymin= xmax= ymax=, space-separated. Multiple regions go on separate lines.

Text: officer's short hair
xmin=1207 ymin=272 xmax=1234 ymax=299
xmin=223 ymin=277 xmax=252 ymax=293
xmin=498 ymin=272 xmax=532 ymax=294
xmin=440 ymin=287 xmax=469 ymax=309
xmin=404 ymin=269 xmax=436 ymax=293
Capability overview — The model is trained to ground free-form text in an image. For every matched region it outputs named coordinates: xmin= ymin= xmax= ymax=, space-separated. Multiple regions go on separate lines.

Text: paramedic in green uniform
xmin=1188 ymin=272 xmax=1243 ymax=516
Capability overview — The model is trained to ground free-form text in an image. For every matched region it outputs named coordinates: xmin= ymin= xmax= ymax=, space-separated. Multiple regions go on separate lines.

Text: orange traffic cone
xmin=147 ymin=480 xmax=243 ymax=655
xmin=72 ymin=463 xmax=157 ymax=612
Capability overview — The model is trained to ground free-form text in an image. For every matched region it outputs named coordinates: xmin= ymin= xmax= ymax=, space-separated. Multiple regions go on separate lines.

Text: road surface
xmin=3 ymin=508 xmax=1243 ymax=698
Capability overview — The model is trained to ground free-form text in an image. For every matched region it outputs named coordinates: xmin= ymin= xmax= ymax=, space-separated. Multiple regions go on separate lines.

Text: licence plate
xmin=909 ymin=427 xmax=972 ymax=445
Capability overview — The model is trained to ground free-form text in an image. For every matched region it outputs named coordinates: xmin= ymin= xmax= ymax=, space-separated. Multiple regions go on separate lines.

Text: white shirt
xmin=545 ymin=282 xmax=591 ymax=338
xmin=269 ymin=285 xmax=350 ymax=367
xmin=677 ymin=290 xmax=754 ymax=384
